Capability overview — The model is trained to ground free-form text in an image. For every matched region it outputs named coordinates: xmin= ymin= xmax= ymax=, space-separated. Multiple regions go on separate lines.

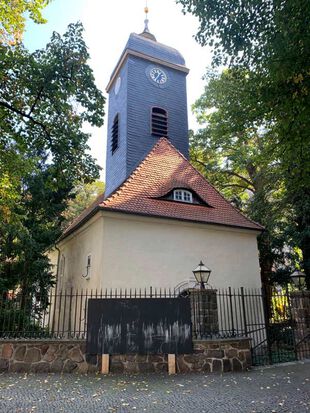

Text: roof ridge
xmin=103 ymin=137 xmax=167 ymax=206
xmin=132 ymin=32 xmax=183 ymax=54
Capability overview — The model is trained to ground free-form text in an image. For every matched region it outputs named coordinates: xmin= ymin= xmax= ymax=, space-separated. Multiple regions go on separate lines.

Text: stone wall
xmin=0 ymin=338 xmax=251 ymax=374
xmin=189 ymin=289 xmax=219 ymax=337
xmin=0 ymin=340 xmax=97 ymax=374
xmin=290 ymin=291 xmax=310 ymax=359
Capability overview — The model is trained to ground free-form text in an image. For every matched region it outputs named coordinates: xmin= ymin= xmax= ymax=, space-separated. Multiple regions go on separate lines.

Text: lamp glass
xmin=193 ymin=261 xmax=211 ymax=285
xmin=290 ymin=270 xmax=306 ymax=289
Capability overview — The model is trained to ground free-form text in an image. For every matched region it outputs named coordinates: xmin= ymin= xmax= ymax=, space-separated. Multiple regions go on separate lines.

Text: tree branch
xmin=192 ymin=156 xmax=255 ymax=189
xmin=222 ymin=169 xmax=254 ymax=188
xmin=0 ymin=100 xmax=51 ymax=142
xmin=222 ymin=183 xmax=255 ymax=193
xmin=28 ymin=86 xmax=45 ymax=116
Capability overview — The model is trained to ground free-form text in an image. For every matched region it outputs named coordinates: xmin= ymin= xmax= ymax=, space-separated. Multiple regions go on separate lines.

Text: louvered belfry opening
xmin=111 ymin=114 xmax=119 ymax=153
xmin=151 ymin=107 xmax=168 ymax=137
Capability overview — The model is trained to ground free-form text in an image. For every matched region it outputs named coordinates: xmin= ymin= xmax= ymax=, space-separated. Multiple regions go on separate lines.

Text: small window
xmin=173 ymin=189 xmax=193 ymax=203
xmin=111 ymin=114 xmax=119 ymax=153
xmin=151 ymin=107 xmax=168 ymax=137
xmin=59 ymin=254 xmax=65 ymax=277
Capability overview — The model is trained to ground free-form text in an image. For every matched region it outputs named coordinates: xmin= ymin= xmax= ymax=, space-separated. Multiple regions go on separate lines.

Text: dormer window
xmin=111 ymin=114 xmax=119 ymax=153
xmin=151 ymin=107 xmax=168 ymax=137
xmin=173 ymin=189 xmax=193 ymax=203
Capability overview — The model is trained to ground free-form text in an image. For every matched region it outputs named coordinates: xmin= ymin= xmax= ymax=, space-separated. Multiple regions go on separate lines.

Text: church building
xmin=51 ymin=16 xmax=263 ymax=292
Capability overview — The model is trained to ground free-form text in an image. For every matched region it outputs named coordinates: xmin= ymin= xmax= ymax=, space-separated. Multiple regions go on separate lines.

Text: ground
xmin=0 ymin=362 xmax=309 ymax=413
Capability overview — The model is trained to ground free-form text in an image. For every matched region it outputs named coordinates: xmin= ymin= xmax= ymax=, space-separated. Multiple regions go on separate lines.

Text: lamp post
xmin=290 ymin=269 xmax=306 ymax=291
xmin=193 ymin=261 xmax=212 ymax=290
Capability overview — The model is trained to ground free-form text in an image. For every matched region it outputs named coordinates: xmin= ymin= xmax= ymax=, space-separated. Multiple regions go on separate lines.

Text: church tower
xmin=105 ymin=9 xmax=189 ymax=197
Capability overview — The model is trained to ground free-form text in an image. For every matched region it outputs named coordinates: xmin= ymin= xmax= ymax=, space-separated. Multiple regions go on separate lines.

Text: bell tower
xmin=105 ymin=8 xmax=189 ymax=197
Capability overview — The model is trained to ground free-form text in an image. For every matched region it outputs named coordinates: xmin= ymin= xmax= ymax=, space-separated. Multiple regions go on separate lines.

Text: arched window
xmin=173 ymin=189 xmax=193 ymax=203
xmin=111 ymin=114 xmax=119 ymax=153
xmin=151 ymin=107 xmax=168 ymax=137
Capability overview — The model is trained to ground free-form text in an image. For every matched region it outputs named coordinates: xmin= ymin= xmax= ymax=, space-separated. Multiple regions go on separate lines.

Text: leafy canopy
xmin=177 ymin=0 xmax=310 ymax=285
xmin=63 ymin=180 xmax=105 ymax=226
xmin=0 ymin=0 xmax=51 ymax=45
xmin=0 ymin=22 xmax=105 ymax=294
xmin=191 ymin=69 xmax=297 ymax=286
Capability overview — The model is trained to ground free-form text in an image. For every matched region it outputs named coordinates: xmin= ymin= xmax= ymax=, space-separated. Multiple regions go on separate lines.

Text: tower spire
xmin=144 ymin=1 xmax=150 ymax=33
xmin=140 ymin=1 xmax=157 ymax=41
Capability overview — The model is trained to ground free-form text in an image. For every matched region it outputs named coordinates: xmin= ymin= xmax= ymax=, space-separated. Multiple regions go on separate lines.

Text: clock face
xmin=149 ymin=67 xmax=167 ymax=85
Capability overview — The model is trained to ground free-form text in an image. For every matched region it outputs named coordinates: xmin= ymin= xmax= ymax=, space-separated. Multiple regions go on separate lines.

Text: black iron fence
xmin=0 ymin=287 xmax=309 ymax=365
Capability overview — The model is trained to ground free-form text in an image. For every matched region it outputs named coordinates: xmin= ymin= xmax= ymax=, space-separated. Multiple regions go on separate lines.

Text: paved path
xmin=0 ymin=361 xmax=309 ymax=413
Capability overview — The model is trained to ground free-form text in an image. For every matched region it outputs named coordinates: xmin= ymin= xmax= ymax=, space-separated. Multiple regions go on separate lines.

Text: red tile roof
xmin=61 ymin=138 xmax=262 ymax=240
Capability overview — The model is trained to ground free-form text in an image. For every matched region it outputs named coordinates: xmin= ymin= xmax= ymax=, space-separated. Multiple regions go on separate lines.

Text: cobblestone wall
xmin=0 ymin=338 xmax=251 ymax=374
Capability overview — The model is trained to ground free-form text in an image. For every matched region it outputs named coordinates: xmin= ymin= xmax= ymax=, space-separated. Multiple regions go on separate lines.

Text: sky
xmin=24 ymin=0 xmax=212 ymax=179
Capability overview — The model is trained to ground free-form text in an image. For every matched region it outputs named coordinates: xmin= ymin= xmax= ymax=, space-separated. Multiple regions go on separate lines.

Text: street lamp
xmin=193 ymin=261 xmax=212 ymax=289
xmin=290 ymin=269 xmax=306 ymax=291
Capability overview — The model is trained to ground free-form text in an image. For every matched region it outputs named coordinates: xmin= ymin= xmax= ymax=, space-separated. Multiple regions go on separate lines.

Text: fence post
xmin=261 ymin=286 xmax=273 ymax=365
xmin=240 ymin=287 xmax=248 ymax=336
xmin=51 ymin=286 xmax=58 ymax=336
xmin=68 ymin=287 xmax=73 ymax=339
xmin=228 ymin=287 xmax=235 ymax=336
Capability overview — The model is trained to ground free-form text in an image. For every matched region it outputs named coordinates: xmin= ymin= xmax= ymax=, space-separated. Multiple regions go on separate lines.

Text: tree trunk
xmin=257 ymin=231 xmax=274 ymax=320
xmin=301 ymin=234 xmax=310 ymax=290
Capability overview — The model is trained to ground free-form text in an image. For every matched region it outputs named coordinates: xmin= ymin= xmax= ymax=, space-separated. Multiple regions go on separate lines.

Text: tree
xmin=191 ymin=68 xmax=298 ymax=287
xmin=177 ymin=0 xmax=310 ymax=287
xmin=0 ymin=0 xmax=51 ymax=45
xmin=0 ymin=22 xmax=105 ymax=296
xmin=63 ymin=180 xmax=105 ymax=225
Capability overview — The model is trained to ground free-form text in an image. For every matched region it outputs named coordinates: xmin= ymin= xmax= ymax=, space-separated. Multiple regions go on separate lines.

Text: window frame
xmin=150 ymin=106 xmax=168 ymax=137
xmin=173 ymin=189 xmax=193 ymax=203
xmin=111 ymin=113 xmax=120 ymax=154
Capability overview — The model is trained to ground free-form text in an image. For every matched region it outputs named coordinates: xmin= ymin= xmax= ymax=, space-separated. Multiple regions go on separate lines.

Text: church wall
xmin=100 ymin=213 xmax=261 ymax=290
xmin=55 ymin=214 xmax=105 ymax=292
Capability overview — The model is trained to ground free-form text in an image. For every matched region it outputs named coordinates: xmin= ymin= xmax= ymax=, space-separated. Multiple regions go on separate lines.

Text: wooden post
xmin=101 ymin=354 xmax=110 ymax=374
xmin=168 ymin=354 xmax=176 ymax=375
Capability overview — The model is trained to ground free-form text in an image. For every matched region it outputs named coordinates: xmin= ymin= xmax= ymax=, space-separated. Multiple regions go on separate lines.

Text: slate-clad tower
xmin=105 ymin=17 xmax=189 ymax=197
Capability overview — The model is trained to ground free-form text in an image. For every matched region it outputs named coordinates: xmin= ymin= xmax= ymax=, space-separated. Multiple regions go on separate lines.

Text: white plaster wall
xmin=53 ymin=212 xmax=261 ymax=292
xmin=55 ymin=214 xmax=104 ymax=292
xmin=100 ymin=213 xmax=261 ymax=290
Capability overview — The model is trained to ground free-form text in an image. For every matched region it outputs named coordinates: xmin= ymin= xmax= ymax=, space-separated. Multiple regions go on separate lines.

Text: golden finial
xmin=141 ymin=0 xmax=156 ymax=41
xmin=143 ymin=1 xmax=150 ymax=33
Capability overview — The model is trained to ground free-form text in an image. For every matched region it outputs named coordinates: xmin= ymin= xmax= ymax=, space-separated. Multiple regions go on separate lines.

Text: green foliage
xmin=178 ymin=0 xmax=310 ymax=287
xmin=190 ymin=69 xmax=299 ymax=286
xmin=0 ymin=0 xmax=51 ymax=45
xmin=63 ymin=180 xmax=105 ymax=225
xmin=0 ymin=22 xmax=105 ymax=295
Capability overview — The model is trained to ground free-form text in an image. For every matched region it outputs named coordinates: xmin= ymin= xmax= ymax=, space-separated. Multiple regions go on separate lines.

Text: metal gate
xmin=249 ymin=289 xmax=310 ymax=365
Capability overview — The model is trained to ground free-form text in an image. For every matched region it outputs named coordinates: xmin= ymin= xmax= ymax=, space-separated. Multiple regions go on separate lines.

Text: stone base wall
xmin=0 ymin=340 xmax=97 ymax=374
xmin=181 ymin=338 xmax=252 ymax=373
xmin=0 ymin=338 xmax=251 ymax=374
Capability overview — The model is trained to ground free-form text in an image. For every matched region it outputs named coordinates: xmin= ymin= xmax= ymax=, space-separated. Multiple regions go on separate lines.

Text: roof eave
xmin=106 ymin=49 xmax=189 ymax=92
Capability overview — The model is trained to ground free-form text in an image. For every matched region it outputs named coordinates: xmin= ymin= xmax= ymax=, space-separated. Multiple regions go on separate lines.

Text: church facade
xmin=51 ymin=23 xmax=263 ymax=292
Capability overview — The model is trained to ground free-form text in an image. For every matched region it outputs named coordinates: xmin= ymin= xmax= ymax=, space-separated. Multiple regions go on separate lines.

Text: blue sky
xmin=23 ymin=0 xmax=212 ymax=178
xmin=24 ymin=0 xmax=84 ymax=51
